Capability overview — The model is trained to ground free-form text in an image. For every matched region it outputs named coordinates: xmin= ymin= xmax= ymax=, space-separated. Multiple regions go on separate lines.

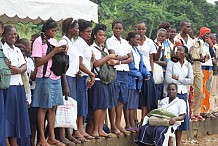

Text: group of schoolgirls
xmin=0 ymin=17 xmax=176 ymax=146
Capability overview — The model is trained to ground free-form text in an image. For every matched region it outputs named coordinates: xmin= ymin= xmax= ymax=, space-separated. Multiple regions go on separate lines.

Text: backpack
xmin=94 ymin=46 xmax=117 ymax=84
xmin=43 ymin=42 xmax=69 ymax=77
xmin=0 ymin=48 xmax=11 ymax=89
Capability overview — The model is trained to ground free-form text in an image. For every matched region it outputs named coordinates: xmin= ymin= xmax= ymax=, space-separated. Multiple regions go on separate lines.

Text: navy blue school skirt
xmin=67 ymin=76 xmax=77 ymax=100
xmin=0 ymin=89 xmax=6 ymax=146
xmin=4 ymin=85 xmax=31 ymax=145
xmin=135 ymin=124 xmax=168 ymax=146
xmin=114 ymin=71 xmax=129 ymax=104
xmin=125 ymin=89 xmax=139 ymax=110
xmin=76 ymin=76 xmax=88 ymax=117
xmin=139 ymin=74 xmax=157 ymax=111
xmin=89 ymin=80 xmax=115 ymax=110
xmin=177 ymin=93 xmax=190 ymax=131
xmin=155 ymin=83 xmax=164 ymax=100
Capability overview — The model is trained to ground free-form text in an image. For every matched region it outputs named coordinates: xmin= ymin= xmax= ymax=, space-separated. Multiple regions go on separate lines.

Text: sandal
xmin=111 ymin=129 xmax=123 ymax=137
xmin=125 ymin=127 xmax=136 ymax=133
xmin=73 ymin=136 xmax=89 ymax=143
xmin=37 ymin=141 xmax=50 ymax=146
xmin=61 ymin=138 xmax=75 ymax=146
xmin=118 ymin=128 xmax=130 ymax=136
xmin=66 ymin=136 xmax=81 ymax=144
xmin=99 ymin=133 xmax=112 ymax=138
xmin=91 ymin=135 xmax=101 ymax=140
xmin=47 ymin=140 xmax=65 ymax=146
xmin=195 ymin=115 xmax=205 ymax=121
xmin=190 ymin=116 xmax=198 ymax=122
xmin=200 ymin=113 xmax=211 ymax=118
xmin=83 ymin=135 xmax=94 ymax=140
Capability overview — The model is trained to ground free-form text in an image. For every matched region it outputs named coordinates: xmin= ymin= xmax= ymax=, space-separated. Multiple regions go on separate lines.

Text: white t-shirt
xmin=106 ymin=35 xmax=131 ymax=71
xmin=26 ymin=57 xmax=34 ymax=104
xmin=3 ymin=43 xmax=26 ymax=85
xmin=131 ymin=47 xmax=141 ymax=70
xmin=137 ymin=36 xmax=157 ymax=71
xmin=26 ymin=57 xmax=34 ymax=76
xmin=61 ymin=36 xmax=81 ymax=77
xmin=75 ymin=36 xmax=92 ymax=76
xmin=200 ymin=39 xmax=213 ymax=66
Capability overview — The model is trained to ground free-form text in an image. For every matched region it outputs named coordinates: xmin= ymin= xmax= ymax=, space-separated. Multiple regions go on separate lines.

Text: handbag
xmin=148 ymin=98 xmax=179 ymax=126
xmin=55 ymin=96 xmax=77 ymax=129
xmin=43 ymin=42 xmax=69 ymax=77
xmin=0 ymin=48 xmax=11 ymax=89
xmin=153 ymin=63 xmax=164 ymax=84
xmin=148 ymin=116 xmax=170 ymax=126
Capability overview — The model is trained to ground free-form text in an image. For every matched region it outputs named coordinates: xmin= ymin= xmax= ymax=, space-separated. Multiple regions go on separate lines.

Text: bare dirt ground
xmin=180 ymin=134 xmax=218 ymax=146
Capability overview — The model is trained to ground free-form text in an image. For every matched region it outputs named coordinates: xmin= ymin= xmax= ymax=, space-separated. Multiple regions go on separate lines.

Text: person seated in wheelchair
xmin=135 ymin=83 xmax=186 ymax=146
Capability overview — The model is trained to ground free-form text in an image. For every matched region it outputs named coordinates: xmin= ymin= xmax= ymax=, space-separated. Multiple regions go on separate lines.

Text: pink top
xmin=32 ymin=36 xmax=59 ymax=80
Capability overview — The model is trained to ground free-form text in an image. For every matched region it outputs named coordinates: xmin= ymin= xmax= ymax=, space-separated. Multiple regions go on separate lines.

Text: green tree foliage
xmin=91 ymin=0 xmax=218 ymax=39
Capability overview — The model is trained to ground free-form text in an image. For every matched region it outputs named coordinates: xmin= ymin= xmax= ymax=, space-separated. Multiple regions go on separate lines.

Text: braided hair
xmin=41 ymin=19 xmax=57 ymax=44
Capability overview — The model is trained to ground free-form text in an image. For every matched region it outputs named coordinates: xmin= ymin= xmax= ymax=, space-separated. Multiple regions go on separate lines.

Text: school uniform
xmin=0 ymin=42 xmax=6 ymax=146
xmin=126 ymin=46 xmax=150 ymax=109
xmin=137 ymin=36 xmax=157 ymax=111
xmin=155 ymin=41 xmax=167 ymax=100
xmin=135 ymin=97 xmax=186 ymax=146
xmin=106 ymin=35 xmax=131 ymax=104
xmin=89 ymin=43 xmax=115 ymax=112
xmin=0 ymin=89 xmax=5 ymax=146
xmin=61 ymin=35 xmax=81 ymax=100
xmin=3 ymin=42 xmax=31 ymax=145
xmin=31 ymin=37 xmax=63 ymax=109
xmin=75 ymin=36 xmax=92 ymax=117
xmin=165 ymin=60 xmax=193 ymax=130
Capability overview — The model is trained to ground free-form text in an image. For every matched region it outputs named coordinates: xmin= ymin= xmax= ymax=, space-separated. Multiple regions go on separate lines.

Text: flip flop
xmin=61 ymin=138 xmax=75 ymax=146
xmin=111 ymin=129 xmax=123 ymax=137
xmin=125 ymin=127 xmax=136 ymax=133
xmin=47 ymin=140 xmax=65 ymax=146
xmin=66 ymin=136 xmax=81 ymax=144
xmin=37 ymin=142 xmax=50 ymax=146
xmin=91 ymin=135 xmax=101 ymax=139
xmin=83 ymin=135 xmax=94 ymax=140
xmin=99 ymin=134 xmax=112 ymax=138
xmin=74 ymin=136 xmax=89 ymax=143
xmin=118 ymin=128 xmax=130 ymax=136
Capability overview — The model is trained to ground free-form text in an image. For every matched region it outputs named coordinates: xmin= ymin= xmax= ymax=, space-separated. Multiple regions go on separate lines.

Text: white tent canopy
xmin=0 ymin=0 xmax=98 ymax=24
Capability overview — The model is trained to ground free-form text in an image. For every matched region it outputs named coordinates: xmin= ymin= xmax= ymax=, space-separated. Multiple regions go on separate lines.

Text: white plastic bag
xmin=153 ymin=63 xmax=164 ymax=84
xmin=55 ymin=96 xmax=77 ymax=129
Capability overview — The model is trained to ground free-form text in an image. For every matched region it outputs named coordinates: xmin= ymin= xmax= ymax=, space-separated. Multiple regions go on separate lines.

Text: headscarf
xmin=198 ymin=27 xmax=211 ymax=38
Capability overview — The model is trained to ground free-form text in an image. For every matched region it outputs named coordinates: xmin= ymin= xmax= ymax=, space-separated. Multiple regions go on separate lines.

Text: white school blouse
xmin=61 ymin=35 xmax=81 ymax=77
xmin=106 ymin=35 xmax=131 ymax=71
xmin=3 ymin=43 xmax=26 ymax=86
xmin=165 ymin=60 xmax=193 ymax=94
xmin=137 ymin=36 xmax=157 ymax=71
xmin=75 ymin=36 xmax=92 ymax=76
xmin=91 ymin=43 xmax=108 ymax=80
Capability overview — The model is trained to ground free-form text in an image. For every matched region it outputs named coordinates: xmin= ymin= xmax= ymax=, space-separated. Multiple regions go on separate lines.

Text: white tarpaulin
xmin=0 ymin=0 xmax=98 ymax=24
